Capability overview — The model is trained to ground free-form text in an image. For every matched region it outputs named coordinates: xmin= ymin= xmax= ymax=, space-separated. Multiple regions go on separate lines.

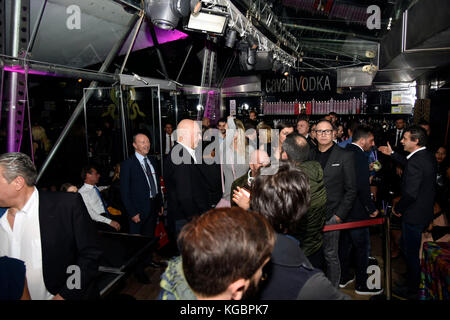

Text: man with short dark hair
xmin=0 ymin=152 xmax=101 ymax=300
xmin=311 ymin=120 xmax=357 ymax=287
xmin=79 ymin=165 xmax=121 ymax=232
xmin=379 ymin=126 xmax=436 ymax=299
xmin=340 ymin=125 xmax=382 ymax=295
xmin=159 ymin=207 xmax=275 ymax=300
xmin=281 ymin=133 xmax=327 ymax=270
xmin=248 ymin=110 xmax=259 ymax=127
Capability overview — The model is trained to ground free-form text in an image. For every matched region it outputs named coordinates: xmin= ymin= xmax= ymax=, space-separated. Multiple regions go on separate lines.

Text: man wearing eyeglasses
xmin=311 ymin=120 xmax=357 ymax=288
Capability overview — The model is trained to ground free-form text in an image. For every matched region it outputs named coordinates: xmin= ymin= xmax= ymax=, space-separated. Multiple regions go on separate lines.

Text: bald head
xmin=177 ymin=119 xmax=202 ymax=149
xmin=249 ymin=149 xmax=270 ymax=176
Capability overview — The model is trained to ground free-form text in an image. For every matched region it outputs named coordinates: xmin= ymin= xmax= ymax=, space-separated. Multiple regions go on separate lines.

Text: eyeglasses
xmin=314 ymin=129 xmax=333 ymax=135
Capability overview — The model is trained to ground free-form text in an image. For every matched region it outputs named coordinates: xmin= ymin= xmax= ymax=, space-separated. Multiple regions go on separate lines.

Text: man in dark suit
xmin=164 ymin=119 xmax=210 ymax=239
xmin=0 ymin=152 xmax=101 ymax=300
xmin=340 ymin=126 xmax=382 ymax=295
xmin=379 ymin=126 xmax=436 ymax=299
xmin=311 ymin=120 xmax=357 ymax=287
xmin=120 ymin=133 xmax=164 ymax=282
xmin=162 ymin=123 xmax=176 ymax=157
xmin=387 ymin=117 xmax=407 ymax=151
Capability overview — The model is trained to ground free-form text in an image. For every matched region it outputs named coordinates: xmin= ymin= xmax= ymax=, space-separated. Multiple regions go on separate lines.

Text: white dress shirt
xmin=395 ymin=129 xmax=404 ymax=147
xmin=135 ymin=152 xmax=159 ymax=198
xmin=0 ymin=188 xmax=54 ymax=300
xmin=78 ymin=184 xmax=112 ymax=225
xmin=407 ymin=146 xmax=426 ymax=160
xmin=165 ymin=133 xmax=175 ymax=155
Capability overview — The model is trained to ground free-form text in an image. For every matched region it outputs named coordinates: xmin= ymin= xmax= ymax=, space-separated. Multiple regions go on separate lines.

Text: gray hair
xmin=0 ymin=152 xmax=37 ymax=186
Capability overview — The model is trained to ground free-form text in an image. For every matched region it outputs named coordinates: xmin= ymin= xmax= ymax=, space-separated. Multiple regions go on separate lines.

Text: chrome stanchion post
xmin=384 ymin=205 xmax=392 ymax=300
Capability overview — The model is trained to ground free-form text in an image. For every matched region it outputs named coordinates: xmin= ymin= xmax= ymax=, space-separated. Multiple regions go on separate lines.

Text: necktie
xmin=396 ymin=130 xmax=402 ymax=147
xmin=94 ymin=186 xmax=110 ymax=217
xmin=167 ymin=134 xmax=172 ymax=154
xmin=144 ymin=157 xmax=157 ymax=197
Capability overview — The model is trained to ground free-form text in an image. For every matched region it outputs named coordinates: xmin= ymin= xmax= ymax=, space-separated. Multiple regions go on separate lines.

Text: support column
xmin=6 ymin=0 xmax=29 ymax=152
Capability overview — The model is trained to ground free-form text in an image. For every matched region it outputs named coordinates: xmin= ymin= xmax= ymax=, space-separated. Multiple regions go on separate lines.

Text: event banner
xmin=262 ymin=72 xmax=337 ymax=97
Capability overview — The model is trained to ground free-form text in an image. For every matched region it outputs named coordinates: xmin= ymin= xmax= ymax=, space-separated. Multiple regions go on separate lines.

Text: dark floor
xmin=114 ymin=226 xmax=408 ymax=300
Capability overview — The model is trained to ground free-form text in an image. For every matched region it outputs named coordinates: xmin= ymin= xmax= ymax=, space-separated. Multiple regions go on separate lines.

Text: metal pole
xmin=385 ymin=211 xmax=392 ymax=300
xmin=149 ymin=23 xmax=169 ymax=80
xmin=36 ymin=13 xmax=140 ymax=183
xmin=175 ymin=43 xmax=193 ymax=83
xmin=25 ymin=0 xmax=47 ymax=57
xmin=157 ymin=85 xmax=163 ymax=177
xmin=119 ymin=85 xmax=129 ymax=160
xmin=119 ymin=10 xmax=145 ymax=74
xmin=6 ymin=0 xmax=22 ymax=152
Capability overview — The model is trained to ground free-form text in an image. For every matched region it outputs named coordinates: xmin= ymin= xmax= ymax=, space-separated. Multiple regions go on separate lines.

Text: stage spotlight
xmin=184 ymin=1 xmax=229 ymax=35
xmin=196 ymin=104 xmax=204 ymax=111
xmin=247 ymin=47 xmax=257 ymax=67
xmin=225 ymin=29 xmax=238 ymax=48
xmin=145 ymin=0 xmax=190 ymax=30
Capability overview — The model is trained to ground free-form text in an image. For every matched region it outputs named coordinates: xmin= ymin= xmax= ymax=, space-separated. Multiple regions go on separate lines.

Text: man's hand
xmin=131 ymin=214 xmax=141 ymax=223
xmin=232 ymin=187 xmax=250 ymax=210
xmin=378 ymin=141 xmax=393 ymax=156
xmin=392 ymin=206 xmax=402 ymax=218
xmin=110 ymin=220 xmax=121 ymax=231
xmin=370 ymin=209 xmax=379 ymax=218
xmin=52 ymin=294 xmax=64 ymax=300
xmin=158 ymin=206 xmax=164 ymax=216
xmin=396 ymin=166 xmax=403 ymax=177
xmin=334 ymin=215 xmax=342 ymax=223
xmin=369 ymin=162 xmax=375 ymax=171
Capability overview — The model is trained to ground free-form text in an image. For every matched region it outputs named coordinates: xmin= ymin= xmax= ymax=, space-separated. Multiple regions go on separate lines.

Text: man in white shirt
xmin=78 ymin=165 xmax=120 ymax=232
xmin=0 ymin=152 xmax=101 ymax=300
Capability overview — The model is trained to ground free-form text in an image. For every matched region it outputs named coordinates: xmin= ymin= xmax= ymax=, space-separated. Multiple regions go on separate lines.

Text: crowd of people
xmin=0 ymin=110 xmax=448 ymax=301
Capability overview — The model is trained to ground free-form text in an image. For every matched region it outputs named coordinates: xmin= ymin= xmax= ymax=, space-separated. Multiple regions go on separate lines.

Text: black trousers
xmin=128 ymin=198 xmax=158 ymax=239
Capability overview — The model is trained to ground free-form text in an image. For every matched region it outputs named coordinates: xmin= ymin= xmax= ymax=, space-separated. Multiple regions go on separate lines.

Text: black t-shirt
xmin=0 ymin=256 xmax=26 ymax=300
xmin=314 ymin=144 xmax=335 ymax=170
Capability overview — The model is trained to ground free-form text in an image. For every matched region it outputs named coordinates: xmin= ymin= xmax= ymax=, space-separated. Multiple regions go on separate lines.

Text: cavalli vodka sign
xmin=264 ymin=74 xmax=333 ymax=94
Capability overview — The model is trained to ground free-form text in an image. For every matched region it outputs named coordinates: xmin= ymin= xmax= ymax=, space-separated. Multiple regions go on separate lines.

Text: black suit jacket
xmin=163 ymin=143 xmax=210 ymax=221
xmin=393 ymin=149 xmax=437 ymax=225
xmin=387 ymin=128 xmax=406 ymax=152
xmin=345 ymin=144 xmax=376 ymax=222
xmin=39 ymin=191 xmax=102 ymax=299
xmin=120 ymin=154 xmax=163 ymax=219
xmin=312 ymin=144 xmax=357 ymax=221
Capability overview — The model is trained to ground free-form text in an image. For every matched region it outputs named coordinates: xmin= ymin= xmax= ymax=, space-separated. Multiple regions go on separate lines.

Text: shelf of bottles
xmin=262 ymin=98 xmax=363 ymax=116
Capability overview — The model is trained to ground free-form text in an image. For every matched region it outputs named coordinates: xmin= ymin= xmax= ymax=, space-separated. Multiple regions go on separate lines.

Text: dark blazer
xmin=393 ymin=149 xmax=437 ymax=225
xmin=346 ymin=143 xmax=376 ymax=222
xmin=163 ymin=143 xmax=210 ymax=221
xmin=312 ymin=144 xmax=357 ymax=221
xmin=387 ymin=128 xmax=406 ymax=152
xmin=120 ymin=154 xmax=163 ymax=220
xmin=39 ymin=191 xmax=102 ymax=300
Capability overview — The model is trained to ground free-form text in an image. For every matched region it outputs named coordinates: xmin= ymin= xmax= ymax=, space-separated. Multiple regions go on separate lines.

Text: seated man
xmin=79 ymin=165 xmax=120 ymax=232
xmin=249 ymin=161 xmax=350 ymax=300
xmin=159 ymin=207 xmax=275 ymax=300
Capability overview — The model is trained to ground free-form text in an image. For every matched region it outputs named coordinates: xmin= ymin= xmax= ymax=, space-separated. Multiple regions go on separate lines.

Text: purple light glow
xmin=4 ymin=65 xmax=56 ymax=77
xmin=119 ymin=27 xmax=188 ymax=55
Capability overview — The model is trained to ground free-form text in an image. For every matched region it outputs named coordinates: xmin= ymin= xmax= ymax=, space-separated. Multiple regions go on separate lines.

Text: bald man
xmin=164 ymin=119 xmax=210 ymax=239
xmin=231 ymin=149 xmax=270 ymax=210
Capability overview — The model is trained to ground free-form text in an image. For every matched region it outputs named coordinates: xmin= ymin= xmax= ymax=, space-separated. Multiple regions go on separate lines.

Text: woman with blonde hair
xmin=216 ymin=116 xmax=249 ymax=208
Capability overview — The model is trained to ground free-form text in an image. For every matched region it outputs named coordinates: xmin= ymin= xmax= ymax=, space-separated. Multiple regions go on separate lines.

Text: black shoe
xmin=339 ymin=276 xmax=355 ymax=288
xmin=355 ymin=284 xmax=383 ymax=296
xmin=368 ymin=256 xmax=379 ymax=266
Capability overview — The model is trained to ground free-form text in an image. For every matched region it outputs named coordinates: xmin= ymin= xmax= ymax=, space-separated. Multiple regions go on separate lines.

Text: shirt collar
xmin=82 ymin=183 xmax=95 ymax=189
xmin=351 ymin=142 xmax=365 ymax=152
xmin=135 ymin=151 xmax=148 ymax=162
xmin=177 ymin=141 xmax=197 ymax=162
xmin=12 ymin=187 xmax=38 ymax=216
xmin=407 ymin=146 xmax=426 ymax=160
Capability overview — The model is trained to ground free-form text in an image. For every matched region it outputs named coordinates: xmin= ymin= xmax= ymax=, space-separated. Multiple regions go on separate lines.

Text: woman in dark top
xmin=0 ymin=256 xmax=30 ymax=300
